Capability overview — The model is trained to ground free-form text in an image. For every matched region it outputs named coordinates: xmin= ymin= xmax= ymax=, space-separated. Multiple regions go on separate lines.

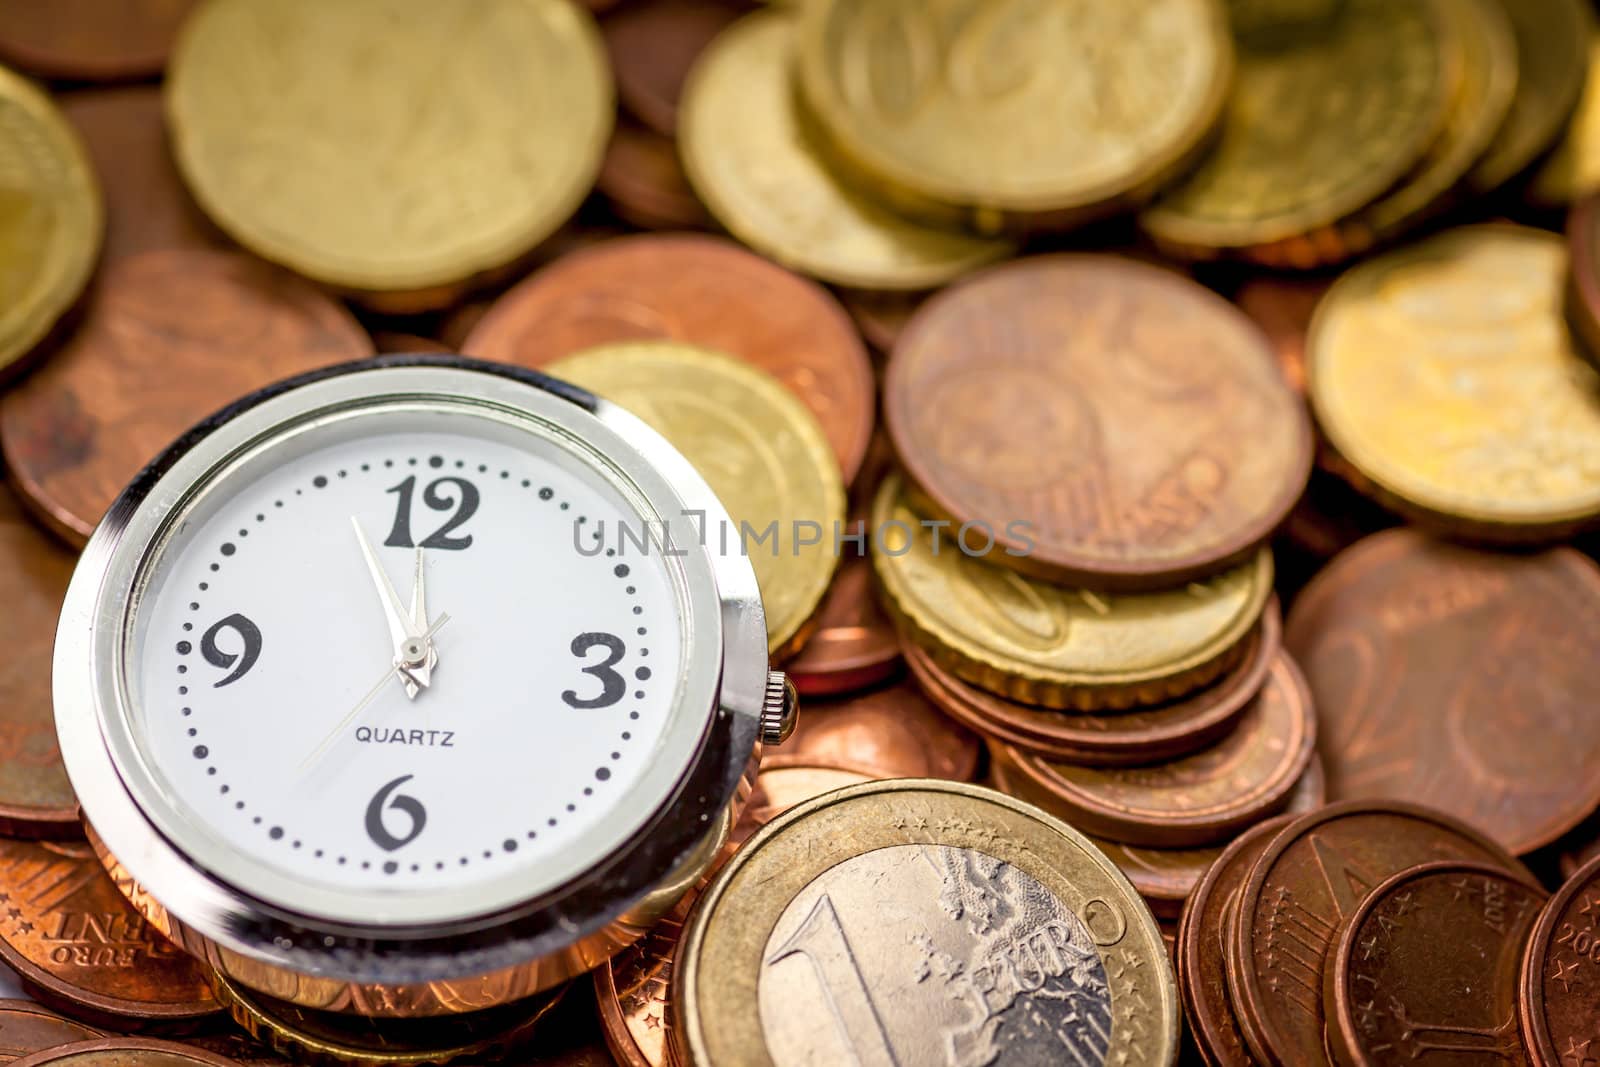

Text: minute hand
xmin=351 ymin=516 xmax=420 ymax=646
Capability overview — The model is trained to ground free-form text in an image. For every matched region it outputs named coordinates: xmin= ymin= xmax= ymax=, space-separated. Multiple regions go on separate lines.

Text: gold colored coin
xmin=549 ymin=342 xmax=844 ymax=658
xmin=870 ymin=474 xmax=1272 ymax=711
xmin=671 ymin=779 xmax=1178 ymax=1067
xmin=0 ymin=64 xmax=101 ymax=380
xmin=1470 ymin=0 xmax=1591 ymax=193
xmin=794 ymin=0 xmax=1232 ymax=233
xmin=1308 ymin=224 xmax=1600 ymax=540
xmin=1141 ymin=0 xmax=1453 ymax=255
xmin=1530 ymin=28 xmax=1600 ymax=204
xmin=679 ymin=11 xmax=1012 ymax=290
xmin=1305 ymin=0 xmax=1515 ymax=263
xmin=165 ymin=0 xmax=612 ymax=310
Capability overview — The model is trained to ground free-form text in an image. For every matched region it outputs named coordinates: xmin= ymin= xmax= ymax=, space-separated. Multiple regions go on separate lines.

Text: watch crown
xmin=761 ymin=670 xmax=799 ymax=746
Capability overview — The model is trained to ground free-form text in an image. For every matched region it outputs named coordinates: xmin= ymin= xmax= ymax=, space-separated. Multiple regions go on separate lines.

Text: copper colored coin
xmin=597 ymin=122 xmax=712 ymax=232
xmin=367 ymin=332 xmax=451 ymax=355
xmin=172 ymin=1035 xmax=286 ymax=1067
xmin=840 ymin=289 xmax=925 ymax=355
xmin=0 ymin=0 xmax=197 ymax=81
xmin=601 ymin=0 xmax=745 ymax=136
xmin=1178 ymin=814 xmax=1300 ymax=1067
xmin=728 ymin=766 xmax=876 ymax=851
xmin=1286 ymin=528 xmax=1600 ymax=855
xmin=0 ymin=486 xmax=80 ymax=836
xmin=59 ymin=88 xmax=220 ymax=266
xmin=0 ymin=838 xmax=219 ymax=1025
xmin=1559 ymin=814 xmax=1600 ymax=879
xmin=9 ymin=1041 xmax=241 ymax=1067
xmin=761 ymin=677 xmax=979 ymax=782
xmin=886 ymin=255 xmax=1312 ymax=590
xmin=594 ymin=892 xmax=692 ymax=1067
xmin=1522 ymin=853 xmax=1600 ymax=1067
xmin=904 ymin=600 xmax=1281 ymax=767
xmin=1328 ymin=860 xmax=1544 ymax=1067
xmin=1565 ymin=194 xmax=1600 ymax=372
xmin=0 ymin=1000 xmax=102 ymax=1064
xmin=1233 ymin=273 xmax=1333 ymax=396
xmin=462 ymin=234 xmax=873 ymax=483
xmin=0 ymin=249 xmax=375 ymax=545
xmin=1230 ymin=801 xmax=1530 ymax=1067
xmin=782 ymin=555 xmax=901 ymax=697
xmin=995 ymin=652 xmax=1317 ymax=847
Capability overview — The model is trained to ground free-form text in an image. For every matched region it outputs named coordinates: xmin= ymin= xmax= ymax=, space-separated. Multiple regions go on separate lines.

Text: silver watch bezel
xmin=54 ymin=356 xmax=767 ymax=984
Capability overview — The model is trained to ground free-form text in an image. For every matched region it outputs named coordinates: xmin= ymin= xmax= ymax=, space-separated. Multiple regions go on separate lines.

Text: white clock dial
xmin=128 ymin=411 xmax=686 ymax=899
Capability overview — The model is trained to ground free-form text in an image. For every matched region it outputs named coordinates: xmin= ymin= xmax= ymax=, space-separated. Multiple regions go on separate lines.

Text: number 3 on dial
xmin=563 ymin=632 xmax=626 ymax=709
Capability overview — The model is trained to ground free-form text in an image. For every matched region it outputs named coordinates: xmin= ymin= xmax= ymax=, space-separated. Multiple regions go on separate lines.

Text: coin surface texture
xmin=0 ymin=1001 xmax=102 ymax=1064
xmin=0 ymin=66 xmax=101 ymax=383
xmin=1327 ymin=861 xmax=1544 ymax=1067
xmin=907 ymin=602 xmax=1279 ymax=767
xmin=1308 ymin=225 xmax=1600 ymax=539
xmin=166 ymin=0 xmax=611 ymax=306
xmin=673 ymin=779 xmax=1179 ymax=1067
xmin=9 ymin=1039 xmax=242 ymax=1067
xmin=873 ymin=474 xmax=1273 ymax=710
xmin=1471 ymin=0 xmax=1592 ymax=192
xmin=0 ymin=839 xmax=219 ymax=1025
xmin=61 ymin=88 xmax=219 ymax=266
xmin=886 ymin=255 xmax=1310 ymax=588
xmin=0 ymin=488 xmax=80 ymax=836
xmin=0 ymin=249 xmax=375 ymax=545
xmin=783 ymin=555 xmax=902 ymax=697
xmin=680 ymin=11 xmax=1013 ymax=290
xmin=796 ymin=0 xmax=1232 ymax=231
xmin=463 ymin=234 xmax=874 ymax=484
xmin=1520 ymin=853 xmax=1600 ymax=1067
xmin=1286 ymin=529 xmax=1600 ymax=855
xmin=764 ymin=679 xmax=979 ymax=782
xmin=1142 ymin=0 xmax=1451 ymax=253
xmin=0 ymin=1 xmax=196 ymax=80
xmin=595 ymin=893 xmax=692 ymax=1067
xmin=548 ymin=341 xmax=845 ymax=657
xmin=995 ymin=652 xmax=1316 ymax=847
xmin=1230 ymin=801 xmax=1528 ymax=1067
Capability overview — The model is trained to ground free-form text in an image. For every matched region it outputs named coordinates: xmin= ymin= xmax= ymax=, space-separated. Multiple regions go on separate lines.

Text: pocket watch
xmin=54 ymin=355 xmax=795 ymax=1016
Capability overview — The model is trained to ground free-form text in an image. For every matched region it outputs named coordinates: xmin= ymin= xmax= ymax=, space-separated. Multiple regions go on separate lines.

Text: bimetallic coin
xmin=0 ymin=1001 xmax=102 ymax=1064
xmin=0 ymin=838 xmax=219 ymax=1026
xmin=765 ymin=679 xmax=979 ymax=782
xmin=0 ymin=487 xmax=79 ymax=836
xmin=1287 ymin=529 xmax=1600 ymax=855
xmin=1471 ymin=0 xmax=1591 ymax=193
xmin=873 ymin=474 xmax=1273 ymax=711
xmin=1229 ymin=801 xmax=1529 ymax=1067
xmin=9 ymin=1040 xmax=243 ymax=1067
xmin=904 ymin=602 xmax=1280 ymax=767
xmin=0 ymin=65 xmax=101 ymax=384
xmin=1520 ymin=853 xmax=1600 ymax=1067
xmin=783 ymin=556 xmax=902 ymax=697
xmin=994 ymin=654 xmax=1317 ymax=848
xmin=672 ymin=779 xmax=1179 ymax=1067
xmin=60 ymin=88 xmax=221 ymax=266
xmin=547 ymin=342 xmax=845 ymax=658
xmin=1142 ymin=0 xmax=1452 ymax=255
xmin=0 ymin=1 xmax=196 ymax=81
xmin=166 ymin=0 xmax=612 ymax=310
xmin=885 ymin=255 xmax=1311 ymax=590
xmin=1176 ymin=815 xmax=1298 ymax=1067
xmin=1327 ymin=861 xmax=1544 ymax=1067
xmin=795 ymin=0 xmax=1232 ymax=233
xmin=0 ymin=249 xmax=375 ymax=546
xmin=1308 ymin=225 xmax=1600 ymax=540
xmin=680 ymin=11 xmax=1013 ymax=291
xmin=462 ymin=234 xmax=875 ymax=485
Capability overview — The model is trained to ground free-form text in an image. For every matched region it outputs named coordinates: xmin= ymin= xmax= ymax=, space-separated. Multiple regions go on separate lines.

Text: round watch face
xmin=84 ymin=375 xmax=732 ymax=929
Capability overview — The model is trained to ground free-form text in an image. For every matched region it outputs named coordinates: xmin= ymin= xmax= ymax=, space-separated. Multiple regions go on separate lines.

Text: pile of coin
xmin=2 ymin=0 xmax=1600 ymax=1064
